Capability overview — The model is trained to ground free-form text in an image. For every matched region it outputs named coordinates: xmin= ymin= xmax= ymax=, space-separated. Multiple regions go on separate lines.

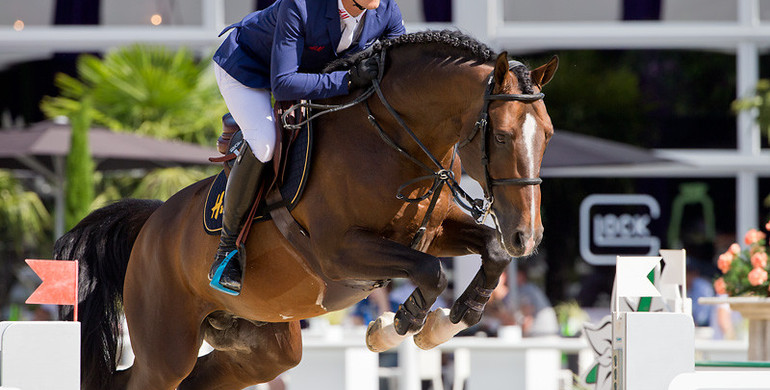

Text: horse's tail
xmin=54 ymin=198 xmax=163 ymax=389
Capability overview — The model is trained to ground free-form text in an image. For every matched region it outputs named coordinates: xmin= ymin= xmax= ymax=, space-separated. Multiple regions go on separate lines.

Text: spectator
xmin=481 ymin=269 xmax=517 ymax=334
xmin=687 ymin=258 xmax=716 ymax=327
xmin=710 ymin=302 xmax=741 ymax=340
xmin=350 ymin=287 xmax=399 ymax=325
xmin=514 ymin=265 xmax=560 ymax=337
xmin=474 ymin=264 xmax=559 ymax=337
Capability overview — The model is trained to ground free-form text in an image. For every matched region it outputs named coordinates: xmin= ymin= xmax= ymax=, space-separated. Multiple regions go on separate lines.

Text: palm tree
xmin=91 ymin=167 xmax=215 ymax=207
xmin=40 ymin=44 xmax=226 ymax=205
xmin=0 ymin=171 xmax=50 ymax=253
xmin=0 ymin=170 xmax=51 ymax=313
xmin=41 ymin=44 xmax=226 ymax=145
xmin=65 ymin=96 xmax=95 ymax=230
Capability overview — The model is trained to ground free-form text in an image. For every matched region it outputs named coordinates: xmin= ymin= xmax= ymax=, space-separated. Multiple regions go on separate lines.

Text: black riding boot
xmin=208 ymin=143 xmax=265 ymax=295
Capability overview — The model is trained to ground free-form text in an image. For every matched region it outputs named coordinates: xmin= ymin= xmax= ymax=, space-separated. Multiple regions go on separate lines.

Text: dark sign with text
xmin=580 ymin=194 xmax=662 ymax=265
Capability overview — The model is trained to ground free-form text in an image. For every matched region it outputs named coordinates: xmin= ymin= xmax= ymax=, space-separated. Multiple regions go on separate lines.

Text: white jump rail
xmin=0 ymin=321 xmax=79 ymax=390
xmin=114 ymin=319 xmax=750 ymax=389
xmin=610 ymin=252 xmax=770 ymax=390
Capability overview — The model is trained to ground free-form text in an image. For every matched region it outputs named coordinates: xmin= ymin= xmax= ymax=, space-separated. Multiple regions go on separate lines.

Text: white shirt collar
xmin=338 ymin=0 xmax=365 ymax=23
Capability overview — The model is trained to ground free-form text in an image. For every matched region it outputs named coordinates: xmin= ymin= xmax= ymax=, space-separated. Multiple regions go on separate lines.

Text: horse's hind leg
xmin=414 ymin=207 xmax=512 ymax=349
xmin=122 ymin=245 xmax=207 ymax=389
xmin=179 ymin=319 xmax=302 ymax=390
xmin=122 ymin=296 xmax=203 ymax=390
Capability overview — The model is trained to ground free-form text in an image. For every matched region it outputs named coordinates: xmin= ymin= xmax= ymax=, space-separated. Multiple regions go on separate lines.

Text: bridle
xmin=457 ymin=60 xmax=545 ymax=212
xmin=281 ymin=52 xmax=545 ymax=248
xmin=364 ymin=54 xmax=545 ymax=247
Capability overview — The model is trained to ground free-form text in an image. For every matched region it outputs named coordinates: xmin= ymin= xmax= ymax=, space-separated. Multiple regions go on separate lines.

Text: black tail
xmin=54 ymin=199 xmax=163 ymax=389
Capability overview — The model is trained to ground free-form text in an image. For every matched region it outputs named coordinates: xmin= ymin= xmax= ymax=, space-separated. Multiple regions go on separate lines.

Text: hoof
xmin=366 ymin=311 xmax=410 ymax=352
xmin=413 ymin=308 xmax=468 ymax=350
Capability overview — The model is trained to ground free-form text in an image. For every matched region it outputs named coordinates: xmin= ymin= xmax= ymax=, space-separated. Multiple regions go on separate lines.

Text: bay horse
xmin=55 ymin=30 xmax=558 ymax=390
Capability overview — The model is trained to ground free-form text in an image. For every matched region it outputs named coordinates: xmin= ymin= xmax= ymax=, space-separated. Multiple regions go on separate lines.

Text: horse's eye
xmin=494 ymin=134 xmax=507 ymax=144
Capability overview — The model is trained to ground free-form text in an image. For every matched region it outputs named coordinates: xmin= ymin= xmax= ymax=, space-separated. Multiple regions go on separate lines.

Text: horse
xmin=55 ymin=30 xmax=558 ymax=390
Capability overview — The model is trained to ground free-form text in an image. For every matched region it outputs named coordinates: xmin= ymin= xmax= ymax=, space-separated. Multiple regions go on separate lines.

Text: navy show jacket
xmin=213 ymin=0 xmax=405 ymax=101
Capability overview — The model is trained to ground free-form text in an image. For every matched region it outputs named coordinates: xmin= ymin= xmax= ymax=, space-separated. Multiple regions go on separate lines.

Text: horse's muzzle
xmin=501 ymin=228 xmax=543 ymax=257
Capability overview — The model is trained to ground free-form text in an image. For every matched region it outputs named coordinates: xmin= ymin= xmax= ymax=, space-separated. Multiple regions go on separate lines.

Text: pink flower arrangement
xmin=716 ymin=222 xmax=770 ymax=296
xmin=752 ymin=252 xmax=768 ymax=269
xmin=745 ymin=228 xmax=766 ymax=245
xmin=749 ymin=267 xmax=768 ymax=286
xmin=717 ymin=253 xmax=733 ymax=274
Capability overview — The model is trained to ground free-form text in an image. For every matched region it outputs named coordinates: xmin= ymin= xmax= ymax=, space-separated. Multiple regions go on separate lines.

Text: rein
xmin=280 ymin=88 xmax=375 ymax=130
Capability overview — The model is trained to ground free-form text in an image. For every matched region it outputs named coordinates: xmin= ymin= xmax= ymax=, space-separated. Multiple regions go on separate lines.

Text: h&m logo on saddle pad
xmin=203 ymin=124 xmax=313 ymax=234
xmin=205 ymin=173 xmax=227 ymax=228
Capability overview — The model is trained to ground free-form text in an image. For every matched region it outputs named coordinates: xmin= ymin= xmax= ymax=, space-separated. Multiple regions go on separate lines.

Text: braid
xmin=510 ymin=64 xmax=534 ymax=95
xmin=324 ymin=29 xmax=497 ymax=72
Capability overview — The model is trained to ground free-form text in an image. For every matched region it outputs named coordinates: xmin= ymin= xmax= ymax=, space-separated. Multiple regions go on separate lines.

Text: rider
xmin=209 ymin=0 xmax=406 ymax=295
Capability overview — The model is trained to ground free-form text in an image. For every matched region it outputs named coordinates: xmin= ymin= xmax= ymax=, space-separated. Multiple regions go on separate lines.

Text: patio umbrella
xmin=0 ymin=121 xmax=219 ymax=237
xmin=540 ymin=130 xmax=686 ymax=177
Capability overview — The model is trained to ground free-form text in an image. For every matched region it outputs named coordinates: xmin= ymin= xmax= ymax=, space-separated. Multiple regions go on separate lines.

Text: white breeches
xmin=214 ymin=62 xmax=276 ymax=163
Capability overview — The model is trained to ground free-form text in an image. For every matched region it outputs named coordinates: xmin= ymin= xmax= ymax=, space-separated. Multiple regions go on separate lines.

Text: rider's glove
xmin=347 ymin=57 xmax=379 ymax=90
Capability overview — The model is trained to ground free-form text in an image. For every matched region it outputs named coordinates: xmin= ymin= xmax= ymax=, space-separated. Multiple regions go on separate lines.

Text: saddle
xmin=203 ymin=102 xmax=313 ymax=236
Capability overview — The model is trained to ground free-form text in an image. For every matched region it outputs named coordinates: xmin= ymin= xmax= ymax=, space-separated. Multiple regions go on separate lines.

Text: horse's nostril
xmin=513 ymin=232 xmax=526 ymax=248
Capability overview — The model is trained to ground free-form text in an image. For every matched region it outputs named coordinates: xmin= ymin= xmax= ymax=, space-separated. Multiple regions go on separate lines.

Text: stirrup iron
xmin=209 ymin=249 xmax=240 ymax=296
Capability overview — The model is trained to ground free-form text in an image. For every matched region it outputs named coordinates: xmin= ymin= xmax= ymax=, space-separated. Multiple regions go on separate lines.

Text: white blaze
xmin=522 ymin=113 xmax=538 ymax=234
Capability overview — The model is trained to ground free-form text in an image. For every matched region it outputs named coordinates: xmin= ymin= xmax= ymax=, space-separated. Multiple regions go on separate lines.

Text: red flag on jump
xmin=25 ymin=259 xmax=79 ymax=321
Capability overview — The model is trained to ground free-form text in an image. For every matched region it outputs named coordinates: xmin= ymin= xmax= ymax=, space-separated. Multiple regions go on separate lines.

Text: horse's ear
xmin=530 ymin=55 xmax=559 ymax=88
xmin=493 ymin=52 xmax=513 ymax=92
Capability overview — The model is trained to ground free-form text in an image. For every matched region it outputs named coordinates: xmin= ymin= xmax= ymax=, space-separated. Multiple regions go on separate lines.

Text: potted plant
xmin=714 ymin=224 xmax=770 ymax=297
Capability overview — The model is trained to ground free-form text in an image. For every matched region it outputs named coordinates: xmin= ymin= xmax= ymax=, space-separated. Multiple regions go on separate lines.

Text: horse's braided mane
xmin=324 ymin=29 xmax=533 ymax=94
xmin=509 ymin=63 xmax=535 ymax=95
xmin=324 ymin=30 xmax=496 ymax=71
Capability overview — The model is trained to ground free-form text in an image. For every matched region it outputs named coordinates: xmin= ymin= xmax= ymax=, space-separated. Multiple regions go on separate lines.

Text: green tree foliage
xmin=733 ymin=79 xmax=770 ymax=219
xmin=41 ymin=44 xmax=225 ymax=146
xmin=0 ymin=172 xmax=50 ymax=253
xmin=89 ymin=167 xmax=214 ymax=207
xmin=40 ymin=45 xmax=225 ymax=205
xmin=527 ymin=50 xmax=735 ymax=148
xmin=131 ymin=167 xmax=213 ymax=200
xmin=65 ymin=96 xmax=95 ymax=230
xmin=0 ymin=170 xmax=52 ymax=313
xmin=733 ymin=79 xmax=770 ymax=140
xmin=527 ymin=51 xmax=646 ymax=145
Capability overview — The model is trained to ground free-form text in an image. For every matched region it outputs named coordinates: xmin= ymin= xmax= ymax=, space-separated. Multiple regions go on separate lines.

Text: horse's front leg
xmin=320 ymin=227 xmax=448 ymax=352
xmin=414 ymin=206 xmax=512 ymax=349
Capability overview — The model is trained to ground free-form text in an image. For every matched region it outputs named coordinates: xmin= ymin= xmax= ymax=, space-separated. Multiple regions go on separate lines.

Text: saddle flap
xmin=203 ymin=102 xmax=313 ymax=236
